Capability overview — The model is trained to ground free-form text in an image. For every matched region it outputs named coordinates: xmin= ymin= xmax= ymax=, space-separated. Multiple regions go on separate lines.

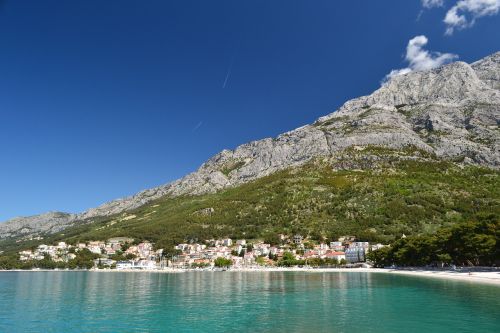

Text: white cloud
xmin=418 ymin=0 xmax=445 ymax=21
xmin=422 ymin=0 xmax=445 ymax=8
xmin=383 ymin=35 xmax=458 ymax=83
xmin=444 ymin=0 xmax=500 ymax=35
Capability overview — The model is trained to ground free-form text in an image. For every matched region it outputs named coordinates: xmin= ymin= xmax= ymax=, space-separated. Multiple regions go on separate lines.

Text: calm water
xmin=0 ymin=271 xmax=499 ymax=333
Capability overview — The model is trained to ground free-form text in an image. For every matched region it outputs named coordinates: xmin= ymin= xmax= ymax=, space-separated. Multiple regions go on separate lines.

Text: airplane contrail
xmin=192 ymin=121 xmax=203 ymax=132
xmin=222 ymin=58 xmax=234 ymax=89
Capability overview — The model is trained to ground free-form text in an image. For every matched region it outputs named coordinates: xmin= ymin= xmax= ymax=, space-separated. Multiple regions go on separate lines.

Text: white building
xmin=370 ymin=243 xmax=387 ymax=251
xmin=88 ymin=246 xmax=102 ymax=255
xmin=345 ymin=247 xmax=365 ymax=263
xmin=330 ymin=242 xmax=344 ymax=251
xmin=116 ymin=261 xmax=134 ymax=270
xmin=293 ymin=235 xmax=303 ymax=244
xmin=325 ymin=251 xmax=346 ymax=262
xmin=57 ymin=242 xmax=67 ymax=249
xmin=134 ymin=260 xmax=157 ymax=270
xmin=352 ymin=242 xmax=369 ymax=249
xmin=19 ymin=250 xmax=33 ymax=261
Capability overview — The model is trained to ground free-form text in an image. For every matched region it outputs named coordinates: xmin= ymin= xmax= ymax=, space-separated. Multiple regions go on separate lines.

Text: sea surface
xmin=0 ymin=271 xmax=499 ymax=332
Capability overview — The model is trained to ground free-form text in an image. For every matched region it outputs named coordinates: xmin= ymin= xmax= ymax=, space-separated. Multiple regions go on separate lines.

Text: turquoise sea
xmin=0 ymin=271 xmax=499 ymax=332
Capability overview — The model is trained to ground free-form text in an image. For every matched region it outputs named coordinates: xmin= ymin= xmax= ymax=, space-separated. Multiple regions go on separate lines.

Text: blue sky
xmin=0 ymin=0 xmax=498 ymax=221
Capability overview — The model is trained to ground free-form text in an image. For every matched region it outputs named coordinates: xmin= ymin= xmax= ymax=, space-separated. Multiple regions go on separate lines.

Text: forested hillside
xmin=1 ymin=148 xmax=497 ymax=257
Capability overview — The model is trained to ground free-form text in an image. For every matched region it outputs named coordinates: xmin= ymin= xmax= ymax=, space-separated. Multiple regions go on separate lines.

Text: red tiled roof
xmin=325 ymin=251 xmax=345 ymax=256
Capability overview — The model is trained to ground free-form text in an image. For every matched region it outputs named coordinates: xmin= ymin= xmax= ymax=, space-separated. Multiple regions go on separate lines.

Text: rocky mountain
xmin=0 ymin=212 xmax=76 ymax=239
xmin=1 ymin=52 xmax=499 ymax=240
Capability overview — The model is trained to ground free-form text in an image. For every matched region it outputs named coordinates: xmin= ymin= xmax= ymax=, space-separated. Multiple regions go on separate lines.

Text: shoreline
xmin=373 ymin=268 xmax=500 ymax=286
xmin=2 ymin=267 xmax=500 ymax=285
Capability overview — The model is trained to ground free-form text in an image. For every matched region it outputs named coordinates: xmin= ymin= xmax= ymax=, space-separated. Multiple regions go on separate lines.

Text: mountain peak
xmin=472 ymin=51 xmax=500 ymax=90
xmin=2 ymin=51 xmax=499 ymax=239
xmin=321 ymin=57 xmax=498 ymax=124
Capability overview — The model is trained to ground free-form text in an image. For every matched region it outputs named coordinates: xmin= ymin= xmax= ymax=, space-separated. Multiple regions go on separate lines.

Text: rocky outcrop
xmin=472 ymin=51 xmax=500 ymax=90
xmin=1 ymin=52 xmax=499 ymax=239
xmin=0 ymin=212 xmax=76 ymax=239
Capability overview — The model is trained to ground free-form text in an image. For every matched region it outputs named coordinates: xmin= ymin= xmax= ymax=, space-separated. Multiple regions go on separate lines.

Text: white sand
xmin=223 ymin=267 xmax=500 ymax=285
xmin=4 ymin=267 xmax=500 ymax=285
xmin=372 ymin=268 xmax=500 ymax=285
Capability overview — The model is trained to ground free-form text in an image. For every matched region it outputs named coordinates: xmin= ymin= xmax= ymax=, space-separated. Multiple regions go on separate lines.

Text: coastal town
xmin=17 ymin=235 xmax=388 ymax=270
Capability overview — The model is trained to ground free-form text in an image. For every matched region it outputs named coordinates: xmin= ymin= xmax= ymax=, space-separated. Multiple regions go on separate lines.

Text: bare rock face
xmin=0 ymin=212 xmax=76 ymax=239
xmin=2 ymin=52 xmax=499 ymax=239
xmin=471 ymin=51 xmax=500 ymax=90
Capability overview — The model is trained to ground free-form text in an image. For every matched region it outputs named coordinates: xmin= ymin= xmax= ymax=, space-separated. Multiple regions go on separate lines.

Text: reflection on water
xmin=0 ymin=271 xmax=499 ymax=332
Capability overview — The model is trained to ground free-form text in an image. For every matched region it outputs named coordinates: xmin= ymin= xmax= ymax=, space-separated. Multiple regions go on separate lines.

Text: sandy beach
xmin=89 ymin=266 xmax=500 ymax=286
xmin=229 ymin=267 xmax=500 ymax=285
xmin=373 ymin=268 xmax=500 ymax=285
xmin=3 ymin=267 xmax=500 ymax=285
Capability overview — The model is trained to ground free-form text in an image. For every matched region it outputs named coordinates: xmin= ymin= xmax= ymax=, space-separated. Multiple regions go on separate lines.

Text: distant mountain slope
xmin=2 ymin=154 xmax=497 ymax=255
xmin=1 ymin=52 xmax=499 ymax=241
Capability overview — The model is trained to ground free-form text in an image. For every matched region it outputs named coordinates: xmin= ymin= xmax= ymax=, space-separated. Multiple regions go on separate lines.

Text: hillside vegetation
xmin=1 ymin=148 xmax=497 ymax=256
xmin=368 ymin=218 xmax=499 ymax=267
xmin=2 ymin=52 xmax=499 ymax=242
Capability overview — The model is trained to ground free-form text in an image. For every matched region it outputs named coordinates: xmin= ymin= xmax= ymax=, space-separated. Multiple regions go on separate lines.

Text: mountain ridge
xmin=1 ymin=51 xmax=499 ymax=240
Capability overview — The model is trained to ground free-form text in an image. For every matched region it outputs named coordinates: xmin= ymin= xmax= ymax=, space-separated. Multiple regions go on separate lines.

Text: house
xmin=104 ymin=247 xmax=116 ymax=255
xmin=223 ymin=238 xmax=233 ymax=247
xmin=293 ymin=235 xmax=303 ymax=245
xmin=254 ymin=243 xmax=270 ymax=256
xmin=56 ymin=242 xmax=67 ymax=249
xmin=192 ymin=258 xmax=210 ymax=266
xmin=136 ymin=242 xmax=153 ymax=258
xmin=37 ymin=244 xmax=49 ymax=253
xmin=325 ymin=251 xmax=346 ymax=262
xmin=370 ymin=243 xmax=386 ymax=251
xmin=116 ymin=261 xmax=134 ymax=269
xmin=134 ymin=260 xmax=157 ymax=270
xmin=318 ymin=243 xmax=329 ymax=251
xmin=330 ymin=241 xmax=344 ymax=251
xmin=125 ymin=246 xmax=138 ymax=256
xmin=37 ymin=244 xmax=56 ymax=257
xmin=88 ymin=245 xmax=102 ymax=255
xmin=19 ymin=250 xmax=33 ymax=261
xmin=175 ymin=244 xmax=189 ymax=251
xmin=303 ymin=250 xmax=319 ymax=260
xmin=345 ymin=247 xmax=365 ymax=263
xmin=88 ymin=241 xmax=105 ymax=248
xmin=352 ymin=242 xmax=369 ymax=249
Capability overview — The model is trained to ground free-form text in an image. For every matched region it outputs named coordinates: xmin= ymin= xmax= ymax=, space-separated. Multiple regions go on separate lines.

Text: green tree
xmin=68 ymin=248 xmax=99 ymax=269
xmin=214 ymin=257 xmax=232 ymax=268
xmin=367 ymin=220 xmax=499 ymax=267
xmin=263 ymin=233 xmax=281 ymax=246
xmin=282 ymin=252 xmax=295 ymax=261
xmin=367 ymin=247 xmax=392 ymax=267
